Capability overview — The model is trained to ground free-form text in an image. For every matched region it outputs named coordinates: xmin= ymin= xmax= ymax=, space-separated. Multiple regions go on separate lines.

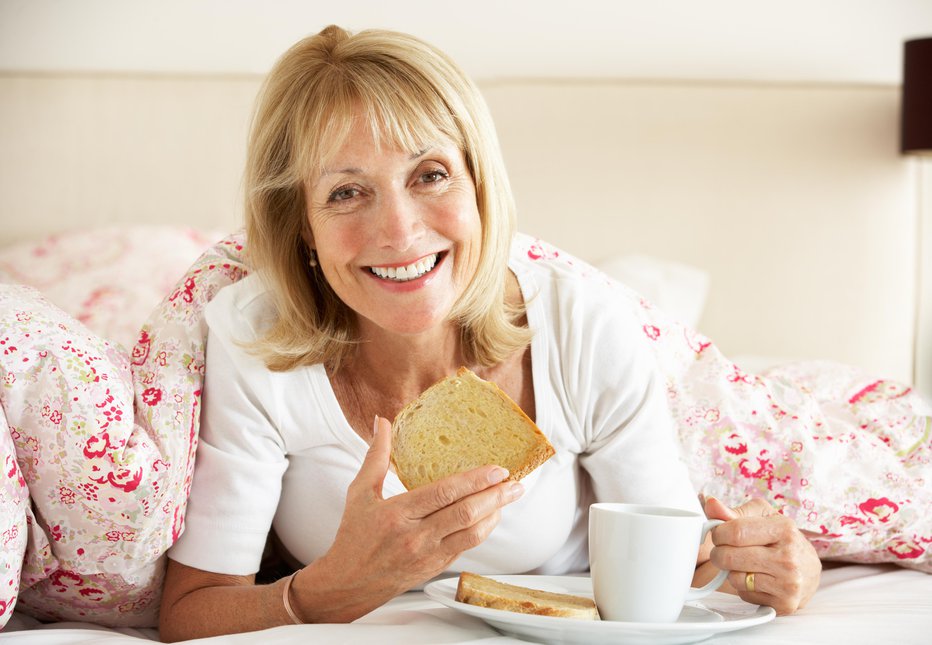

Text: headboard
xmin=0 ymin=73 xmax=924 ymax=397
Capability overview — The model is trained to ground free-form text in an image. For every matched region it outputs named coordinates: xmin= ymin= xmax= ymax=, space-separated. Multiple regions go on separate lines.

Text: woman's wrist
xmin=281 ymin=571 xmax=303 ymax=624
xmin=286 ymin=555 xmax=392 ymax=624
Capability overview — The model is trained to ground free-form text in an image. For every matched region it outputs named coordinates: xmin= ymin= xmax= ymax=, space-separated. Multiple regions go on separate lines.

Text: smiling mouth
xmin=369 ymin=252 xmax=445 ymax=282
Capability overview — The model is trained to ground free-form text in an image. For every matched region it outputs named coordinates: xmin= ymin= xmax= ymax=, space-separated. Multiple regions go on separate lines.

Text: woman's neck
xmin=342 ymin=321 xmax=468 ymax=405
xmin=332 ymin=269 xmax=525 ymax=411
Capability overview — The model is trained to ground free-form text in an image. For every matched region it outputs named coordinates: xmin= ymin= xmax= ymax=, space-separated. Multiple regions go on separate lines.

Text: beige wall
xmin=481 ymin=81 xmax=915 ymax=383
xmin=0 ymin=73 xmax=921 ymax=392
xmin=2 ymin=1 xmax=930 ymax=84
xmin=0 ymin=74 xmax=256 ymax=239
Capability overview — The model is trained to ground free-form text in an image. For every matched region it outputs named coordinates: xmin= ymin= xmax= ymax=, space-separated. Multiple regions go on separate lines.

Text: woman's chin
xmin=363 ymin=311 xmax=454 ymax=339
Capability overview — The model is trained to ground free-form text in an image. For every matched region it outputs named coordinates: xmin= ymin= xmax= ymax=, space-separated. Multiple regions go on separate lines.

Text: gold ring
xmin=745 ymin=571 xmax=756 ymax=593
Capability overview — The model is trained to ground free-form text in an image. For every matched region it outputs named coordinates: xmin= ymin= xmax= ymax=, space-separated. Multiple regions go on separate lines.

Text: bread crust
xmin=454 ymin=571 xmax=600 ymax=620
xmin=390 ymin=367 xmax=555 ymax=490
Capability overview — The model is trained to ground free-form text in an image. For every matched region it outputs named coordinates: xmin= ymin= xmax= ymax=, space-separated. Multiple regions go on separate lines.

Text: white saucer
xmin=424 ymin=575 xmax=776 ymax=645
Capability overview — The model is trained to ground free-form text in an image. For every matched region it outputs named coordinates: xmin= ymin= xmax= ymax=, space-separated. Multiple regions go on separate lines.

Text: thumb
xmin=733 ymin=497 xmax=776 ymax=518
xmin=353 ymin=415 xmax=393 ymax=498
xmin=703 ymin=496 xmax=740 ymax=521
xmin=706 ymin=495 xmax=774 ymax=520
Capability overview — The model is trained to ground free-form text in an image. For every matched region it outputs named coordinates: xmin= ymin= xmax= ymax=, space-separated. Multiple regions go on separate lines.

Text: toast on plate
xmin=454 ymin=571 xmax=600 ymax=620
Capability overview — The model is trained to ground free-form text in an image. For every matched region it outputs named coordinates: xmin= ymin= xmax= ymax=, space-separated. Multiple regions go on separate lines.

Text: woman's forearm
xmin=159 ymin=567 xmax=298 ymax=642
xmin=159 ymin=556 xmax=400 ymax=641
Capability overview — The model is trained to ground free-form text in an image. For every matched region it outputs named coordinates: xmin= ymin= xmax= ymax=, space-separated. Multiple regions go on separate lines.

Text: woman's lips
xmin=367 ymin=251 xmax=446 ymax=283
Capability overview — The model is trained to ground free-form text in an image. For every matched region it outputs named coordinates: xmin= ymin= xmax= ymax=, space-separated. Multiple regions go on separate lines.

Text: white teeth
xmin=370 ymin=253 xmax=439 ymax=282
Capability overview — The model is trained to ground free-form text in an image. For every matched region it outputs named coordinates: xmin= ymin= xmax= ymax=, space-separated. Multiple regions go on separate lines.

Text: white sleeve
xmin=579 ymin=360 xmax=701 ymax=513
xmin=568 ymin=282 xmax=701 ymax=514
xmin=168 ymin=324 xmax=288 ymax=575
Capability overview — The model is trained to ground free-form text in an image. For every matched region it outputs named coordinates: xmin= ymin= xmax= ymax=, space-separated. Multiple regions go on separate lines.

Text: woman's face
xmin=305 ymin=119 xmax=482 ymax=339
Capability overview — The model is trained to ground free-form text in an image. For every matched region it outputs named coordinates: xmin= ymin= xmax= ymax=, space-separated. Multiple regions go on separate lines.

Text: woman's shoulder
xmin=510 ymin=234 xmax=662 ymax=420
xmin=510 ymin=232 xmax=659 ymax=369
xmin=205 ymin=272 xmax=277 ymax=342
xmin=510 ymin=233 xmax=639 ymax=320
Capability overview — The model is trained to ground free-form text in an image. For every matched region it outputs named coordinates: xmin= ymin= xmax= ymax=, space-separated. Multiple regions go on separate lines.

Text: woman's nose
xmin=375 ymin=190 xmax=424 ymax=251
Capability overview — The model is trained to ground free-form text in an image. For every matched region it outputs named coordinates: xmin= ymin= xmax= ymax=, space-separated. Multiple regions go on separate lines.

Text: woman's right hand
xmin=290 ymin=415 xmax=525 ymax=623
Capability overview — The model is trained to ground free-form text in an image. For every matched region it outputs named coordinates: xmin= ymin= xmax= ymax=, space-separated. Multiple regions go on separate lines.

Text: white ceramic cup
xmin=588 ymin=502 xmax=730 ymax=623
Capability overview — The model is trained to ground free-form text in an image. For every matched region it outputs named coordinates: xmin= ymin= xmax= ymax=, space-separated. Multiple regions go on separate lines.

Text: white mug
xmin=588 ymin=503 xmax=730 ymax=623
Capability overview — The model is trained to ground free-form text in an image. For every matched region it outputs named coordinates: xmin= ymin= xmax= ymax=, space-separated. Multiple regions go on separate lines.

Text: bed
xmin=0 ymin=72 xmax=930 ymax=644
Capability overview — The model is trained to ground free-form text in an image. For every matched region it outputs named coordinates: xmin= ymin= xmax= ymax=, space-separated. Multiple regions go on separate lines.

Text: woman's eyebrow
xmin=318 ymin=166 xmax=363 ymax=180
xmin=318 ymin=148 xmax=435 ymax=179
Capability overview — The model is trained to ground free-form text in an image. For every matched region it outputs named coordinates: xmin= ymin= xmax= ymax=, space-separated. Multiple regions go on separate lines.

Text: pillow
xmin=0 ymin=226 xmax=224 ymax=352
xmin=0 ymin=411 xmax=29 ymax=628
xmin=523 ymin=237 xmax=932 ymax=572
xmin=596 ymin=253 xmax=709 ymax=329
xmin=0 ymin=284 xmax=164 ymax=625
xmin=0 ymin=233 xmax=247 ymax=626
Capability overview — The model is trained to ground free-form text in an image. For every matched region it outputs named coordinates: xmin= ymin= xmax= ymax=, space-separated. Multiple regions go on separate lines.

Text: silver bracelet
xmin=282 ymin=572 xmax=302 ymax=624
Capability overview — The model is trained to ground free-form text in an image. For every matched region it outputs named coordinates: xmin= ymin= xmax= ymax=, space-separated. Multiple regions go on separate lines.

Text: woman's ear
xmin=299 ymin=182 xmax=316 ymax=250
xmin=300 ymin=220 xmax=319 ymax=268
xmin=299 ymin=217 xmax=316 ymax=252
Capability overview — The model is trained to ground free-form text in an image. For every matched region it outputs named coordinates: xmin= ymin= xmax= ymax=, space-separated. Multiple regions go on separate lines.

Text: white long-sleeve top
xmin=169 ymin=234 xmax=700 ymax=576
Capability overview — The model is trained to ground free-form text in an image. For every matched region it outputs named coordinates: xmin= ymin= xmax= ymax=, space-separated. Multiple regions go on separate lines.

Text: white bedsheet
xmin=2 ymin=564 xmax=929 ymax=644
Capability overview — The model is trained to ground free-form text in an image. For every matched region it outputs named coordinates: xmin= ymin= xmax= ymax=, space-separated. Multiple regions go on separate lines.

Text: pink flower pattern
xmin=519 ymin=235 xmax=931 ymax=569
xmin=0 ymin=229 xmax=928 ymax=630
xmin=0 ymin=227 xmax=246 ymax=626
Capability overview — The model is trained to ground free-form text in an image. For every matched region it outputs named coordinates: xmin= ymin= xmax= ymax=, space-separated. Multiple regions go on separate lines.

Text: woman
xmin=159 ymin=25 xmax=820 ymax=640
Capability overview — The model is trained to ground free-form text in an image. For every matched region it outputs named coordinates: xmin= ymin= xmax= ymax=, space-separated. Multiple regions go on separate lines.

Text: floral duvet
xmin=0 ymin=229 xmax=929 ymax=628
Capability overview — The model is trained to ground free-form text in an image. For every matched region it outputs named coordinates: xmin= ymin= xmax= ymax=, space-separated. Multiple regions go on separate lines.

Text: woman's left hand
xmin=703 ymin=496 xmax=821 ymax=615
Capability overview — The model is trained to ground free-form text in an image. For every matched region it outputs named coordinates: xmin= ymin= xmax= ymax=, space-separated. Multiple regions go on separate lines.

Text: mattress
xmin=2 ymin=564 xmax=929 ymax=644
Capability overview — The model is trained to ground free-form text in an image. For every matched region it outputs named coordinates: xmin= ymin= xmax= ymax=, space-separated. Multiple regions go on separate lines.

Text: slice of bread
xmin=455 ymin=572 xmax=600 ymax=620
xmin=390 ymin=367 xmax=554 ymax=490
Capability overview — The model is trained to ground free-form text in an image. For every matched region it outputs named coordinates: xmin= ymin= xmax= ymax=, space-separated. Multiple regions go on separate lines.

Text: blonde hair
xmin=245 ymin=25 xmax=530 ymax=372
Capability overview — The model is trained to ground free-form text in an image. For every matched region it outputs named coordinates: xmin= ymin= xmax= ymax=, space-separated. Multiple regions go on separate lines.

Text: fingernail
xmin=507 ymin=482 xmax=524 ymax=501
xmin=372 ymin=415 xmax=380 ymax=437
xmin=488 ymin=467 xmax=509 ymax=484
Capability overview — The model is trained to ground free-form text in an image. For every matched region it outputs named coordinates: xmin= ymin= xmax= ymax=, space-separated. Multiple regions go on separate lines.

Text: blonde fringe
xmin=241 ymin=25 xmax=532 ymax=373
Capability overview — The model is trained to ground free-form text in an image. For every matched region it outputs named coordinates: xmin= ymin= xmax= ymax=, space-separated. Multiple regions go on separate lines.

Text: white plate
xmin=424 ymin=575 xmax=776 ymax=645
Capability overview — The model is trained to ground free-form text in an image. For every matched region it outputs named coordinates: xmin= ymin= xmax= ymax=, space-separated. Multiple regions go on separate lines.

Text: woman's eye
xmin=420 ymin=169 xmax=448 ymax=184
xmin=328 ymin=186 xmax=360 ymax=202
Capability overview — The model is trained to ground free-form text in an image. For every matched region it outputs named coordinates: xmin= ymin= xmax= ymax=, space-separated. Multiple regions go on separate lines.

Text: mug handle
xmin=685 ymin=519 xmax=729 ymax=600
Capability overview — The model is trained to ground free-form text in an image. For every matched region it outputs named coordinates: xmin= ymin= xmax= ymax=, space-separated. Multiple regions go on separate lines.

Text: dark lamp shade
xmin=902 ymin=37 xmax=932 ymax=154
